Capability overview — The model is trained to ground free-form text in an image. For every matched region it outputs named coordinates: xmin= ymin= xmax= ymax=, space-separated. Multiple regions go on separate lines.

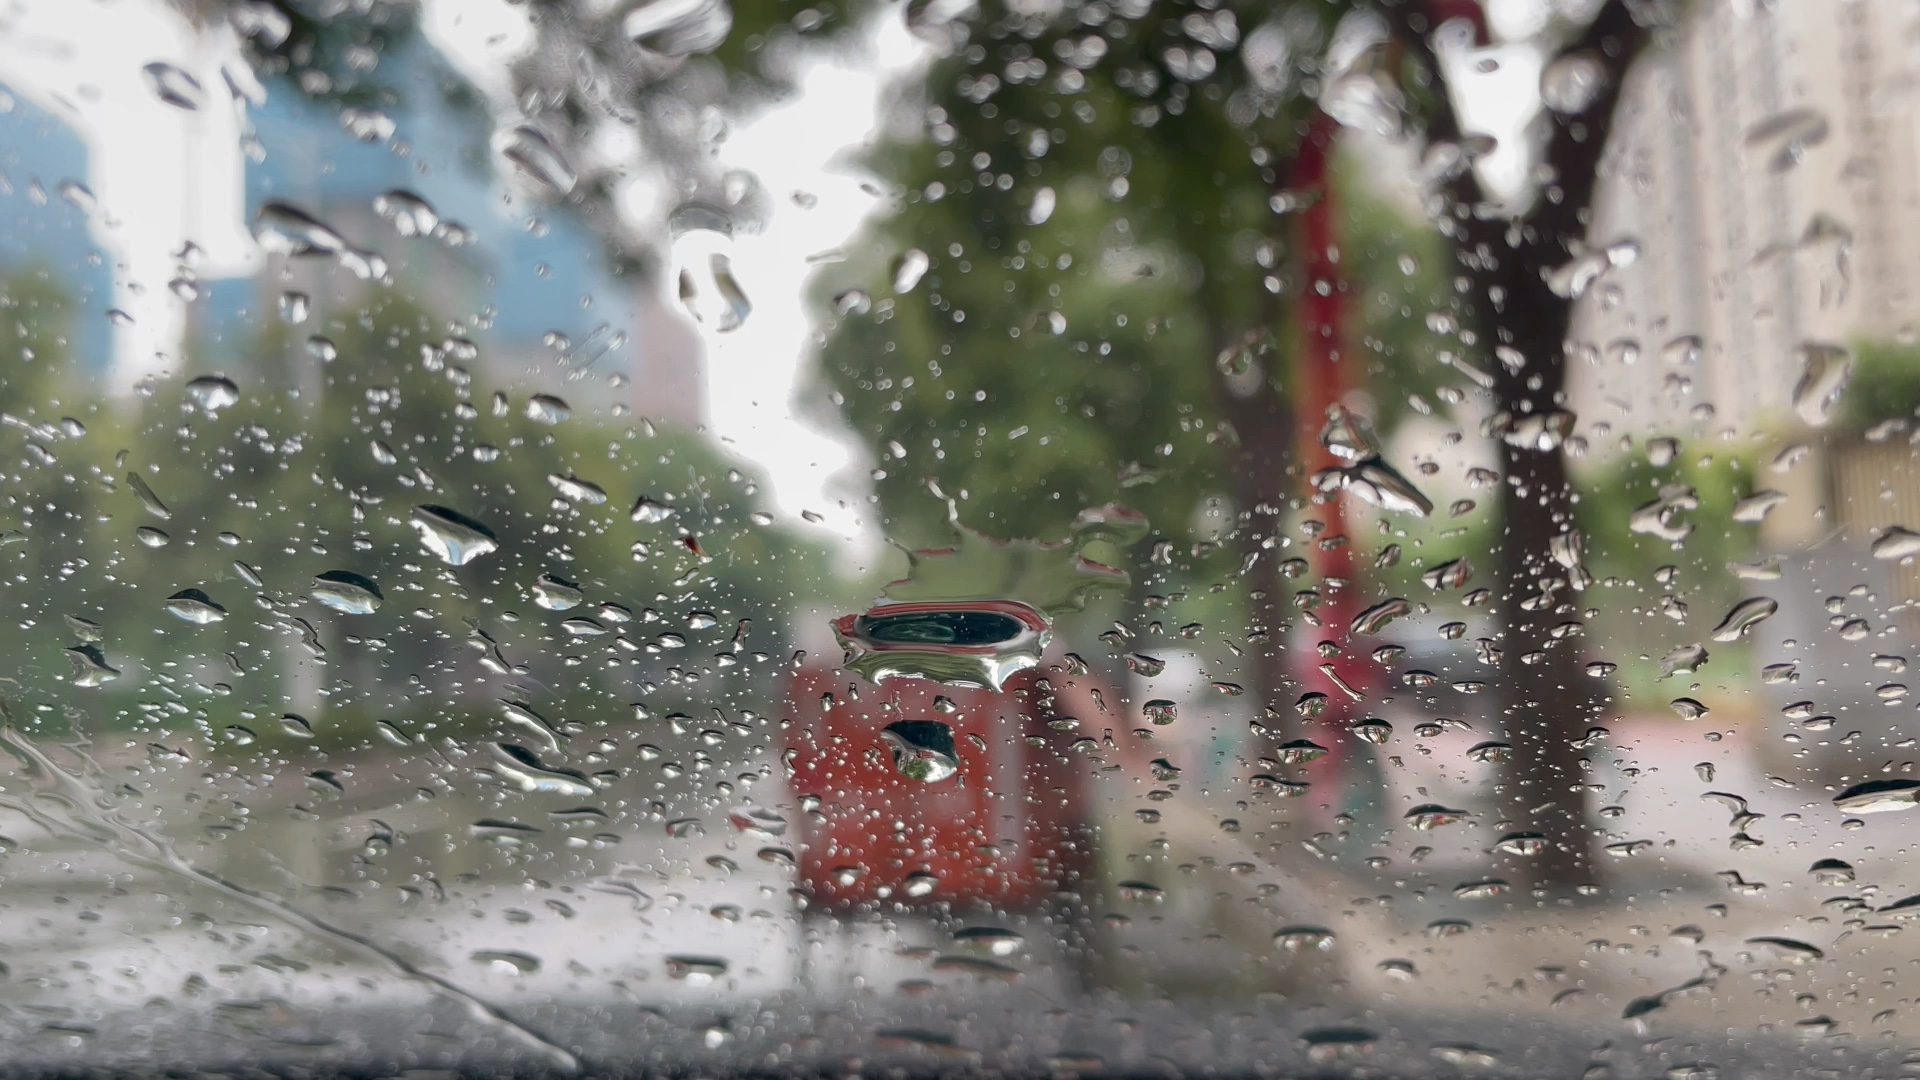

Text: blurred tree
xmin=1389 ymin=0 xmax=1650 ymax=889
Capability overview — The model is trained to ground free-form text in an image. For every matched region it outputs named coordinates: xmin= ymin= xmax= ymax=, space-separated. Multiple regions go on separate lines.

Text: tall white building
xmin=1572 ymin=0 xmax=1920 ymax=441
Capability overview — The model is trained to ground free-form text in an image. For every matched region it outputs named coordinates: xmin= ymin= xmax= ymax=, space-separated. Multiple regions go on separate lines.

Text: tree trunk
xmin=1395 ymin=0 xmax=1648 ymax=894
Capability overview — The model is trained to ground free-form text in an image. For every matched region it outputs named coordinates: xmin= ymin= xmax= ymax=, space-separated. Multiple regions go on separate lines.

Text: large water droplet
xmin=373 ymin=189 xmax=439 ymax=238
xmin=1709 ymin=597 xmax=1777 ymax=642
xmin=184 ymin=375 xmax=240 ymax=414
xmin=892 ymin=248 xmax=930 ymax=294
xmin=490 ymin=743 xmax=595 ymax=797
xmin=1833 ymin=778 xmax=1920 ymax=814
xmin=254 ymin=202 xmax=387 ymax=280
xmin=881 ymin=720 xmax=960 ymax=782
xmin=310 ymin=570 xmax=383 ymax=615
xmin=1792 ymin=342 xmax=1853 ymax=427
xmin=410 ymin=505 xmax=499 ymax=566
xmin=1539 ymin=50 xmax=1605 ymax=114
xmin=623 ymin=0 xmax=734 ymax=56
xmin=165 ymin=588 xmax=227 ymax=625
xmin=501 ymin=126 xmax=576 ymax=195
xmin=142 ymin=62 xmax=204 ymax=110
xmin=64 ymin=644 xmax=120 ymax=687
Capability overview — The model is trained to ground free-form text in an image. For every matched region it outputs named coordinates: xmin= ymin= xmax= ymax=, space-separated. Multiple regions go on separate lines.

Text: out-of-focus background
xmin=0 ymin=0 xmax=1916 ymax=1074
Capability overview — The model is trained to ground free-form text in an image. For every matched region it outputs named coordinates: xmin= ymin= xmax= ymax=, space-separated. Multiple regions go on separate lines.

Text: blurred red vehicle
xmin=783 ymin=662 xmax=1095 ymax=912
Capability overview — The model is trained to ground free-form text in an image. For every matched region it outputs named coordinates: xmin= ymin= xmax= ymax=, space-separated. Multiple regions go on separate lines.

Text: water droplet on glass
xmin=1143 ymin=699 xmax=1177 ymax=725
xmin=410 ymin=505 xmax=499 ymax=566
xmin=1405 ymin=804 xmax=1471 ymax=830
xmin=835 ymin=601 xmax=1051 ymax=691
xmin=954 ymin=927 xmax=1027 ymax=956
xmin=165 ymin=588 xmax=227 ymax=624
xmin=373 ymin=189 xmax=440 ymax=237
xmin=1810 ymin=858 xmax=1855 ymax=885
xmin=892 ymin=248 xmax=930 ymax=294
xmin=339 ymin=106 xmax=396 ymax=142
xmin=532 ymin=574 xmax=584 ymax=611
xmin=548 ymin=473 xmax=608 ymax=506
xmin=1352 ymin=598 xmax=1412 ymax=636
xmin=1792 ymin=342 xmax=1853 ymax=427
xmin=1871 ymin=526 xmax=1920 ymax=561
xmin=1833 ymin=778 xmax=1920 ymax=814
xmin=1709 ymin=597 xmax=1778 ymax=641
xmin=254 ymin=201 xmax=387 ymax=280
xmin=490 ymin=743 xmax=596 ymax=797
xmin=64 ymin=644 xmax=120 ymax=687
xmin=184 ymin=375 xmax=239 ymax=414
xmin=135 ymin=526 xmax=169 ymax=549
xmin=1540 ymin=50 xmax=1606 ymax=114
xmin=881 ymin=720 xmax=960 ymax=782
xmin=1272 ymin=925 xmax=1336 ymax=952
xmin=501 ymin=126 xmax=576 ymax=195
xmin=664 ymin=955 xmax=730 ymax=981
xmin=623 ymin=0 xmax=734 ymax=56
xmin=470 ymin=950 xmax=540 ymax=975
xmin=310 ymin=570 xmax=383 ymax=615
xmin=525 ymin=394 xmax=571 ymax=425
xmin=142 ymin=62 xmax=204 ymax=110
xmin=630 ymin=496 xmax=677 ymax=524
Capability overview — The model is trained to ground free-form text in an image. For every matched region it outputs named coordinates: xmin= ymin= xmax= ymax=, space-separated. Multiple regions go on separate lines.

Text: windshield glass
xmin=0 ymin=0 xmax=1911 ymax=1074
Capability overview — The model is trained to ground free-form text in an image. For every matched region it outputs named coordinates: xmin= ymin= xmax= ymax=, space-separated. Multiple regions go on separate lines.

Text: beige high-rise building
xmin=1572 ymin=0 xmax=1920 ymax=440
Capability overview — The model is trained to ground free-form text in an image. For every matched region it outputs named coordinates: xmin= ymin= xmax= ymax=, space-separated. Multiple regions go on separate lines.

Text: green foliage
xmin=0 ymin=271 xmax=824 ymax=753
xmin=1841 ymin=338 xmax=1920 ymax=433
xmin=1572 ymin=442 xmax=1762 ymax=698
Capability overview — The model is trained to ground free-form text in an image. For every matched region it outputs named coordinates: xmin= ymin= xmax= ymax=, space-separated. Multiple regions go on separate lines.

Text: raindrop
xmin=184 ymin=375 xmax=240 ymax=414
xmin=254 ymin=202 xmax=387 ymax=280
xmin=892 ymin=248 xmax=931 ymax=293
xmin=1143 ymin=699 xmax=1177 ymax=725
xmin=1871 ymin=526 xmax=1920 ymax=561
xmin=1809 ymin=858 xmax=1854 ymax=885
xmin=501 ymin=126 xmax=576 ymax=195
xmin=1351 ymin=598 xmax=1412 ymax=636
xmin=548 ymin=474 xmax=608 ymax=506
xmin=142 ymin=62 xmax=204 ymax=110
xmin=1421 ymin=557 xmax=1472 ymax=590
xmin=373 ymin=190 xmax=440 ymax=237
xmin=1274 ymin=926 xmax=1336 ymax=952
xmin=1709 ymin=597 xmax=1778 ymax=641
xmin=1405 ymin=804 xmax=1471 ymax=830
xmin=954 ymin=927 xmax=1027 ymax=956
xmin=135 ymin=527 xmax=169 ymax=549
xmin=470 ymin=950 xmax=540 ymax=975
xmin=664 ymin=955 xmax=730 ymax=981
xmin=1746 ymin=936 xmax=1823 ymax=963
xmin=64 ymin=644 xmax=120 ymax=688
xmin=1661 ymin=644 xmax=1708 ymax=677
xmin=1540 ymin=50 xmax=1605 ymax=114
xmin=630 ymin=496 xmax=677 ymax=524
xmin=532 ymin=574 xmax=584 ymax=611
xmin=623 ymin=0 xmax=734 ymax=56
xmin=525 ymin=394 xmax=572 ymax=425
xmin=310 ymin=571 xmax=383 ymax=615
xmin=1493 ymin=832 xmax=1547 ymax=856
xmin=164 ymin=588 xmax=227 ymax=625
xmin=1833 ymin=778 xmax=1920 ymax=814
xmin=1792 ymin=342 xmax=1853 ymax=427
xmin=490 ymin=743 xmax=595 ymax=797
xmin=881 ymin=720 xmax=960 ymax=782
xmin=410 ymin=505 xmax=499 ymax=566
xmin=339 ymin=106 xmax=396 ymax=142
xmin=1126 ymin=653 xmax=1167 ymax=677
